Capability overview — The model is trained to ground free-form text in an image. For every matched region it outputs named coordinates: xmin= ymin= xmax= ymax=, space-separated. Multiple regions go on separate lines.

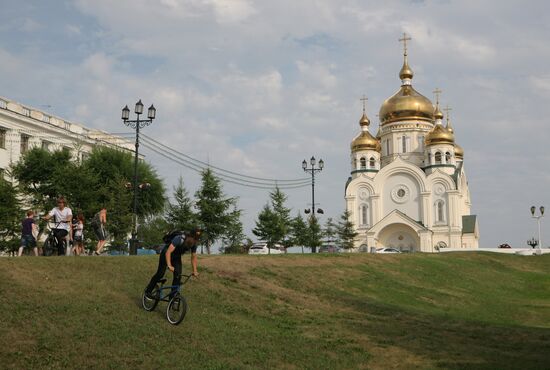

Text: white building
xmin=0 ymin=96 xmax=134 ymax=175
xmin=345 ymin=44 xmax=479 ymax=252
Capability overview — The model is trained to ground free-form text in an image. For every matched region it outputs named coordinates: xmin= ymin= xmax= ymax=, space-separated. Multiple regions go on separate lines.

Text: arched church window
xmin=418 ymin=136 xmax=424 ymax=151
xmin=369 ymin=157 xmax=375 ymax=168
xmin=360 ymin=204 xmax=369 ymax=226
xmin=445 ymin=152 xmax=451 ymax=162
xmin=402 ymin=136 xmax=408 ymax=153
xmin=353 ymin=158 xmax=357 ymax=169
xmin=385 ymin=140 xmax=390 ymax=155
xmin=360 ymin=157 xmax=366 ymax=169
xmin=435 ymin=200 xmax=446 ymax=223
xmin=435 ymin=151 xmax=442 ymax=164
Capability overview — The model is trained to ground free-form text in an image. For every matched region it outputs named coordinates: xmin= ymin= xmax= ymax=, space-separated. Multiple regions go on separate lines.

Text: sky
xmin=1 ymin=0 xmax=549 ymax=250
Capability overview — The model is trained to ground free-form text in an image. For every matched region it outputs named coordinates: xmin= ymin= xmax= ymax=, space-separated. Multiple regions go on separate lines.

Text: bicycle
xmin=43 ymin=220 xmax=70 ymax=256
xmin=141 ymin=274 xmax=192 ymax=325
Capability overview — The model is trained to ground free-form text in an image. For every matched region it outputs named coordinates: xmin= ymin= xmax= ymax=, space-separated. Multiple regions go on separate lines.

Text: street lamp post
xmin=302 ymin=156 xmax=324 ymax=253
xmin=530 ymin=206 xmax=545 ymax=255
xmin=122 ymin=100 xmax=156 ymax=255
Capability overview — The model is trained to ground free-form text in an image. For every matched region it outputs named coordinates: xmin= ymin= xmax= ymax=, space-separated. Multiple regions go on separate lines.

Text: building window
xmin=434 ymin=151 xmax=442 ymax=164
xmin=22 ymin=108 xmax=31 ymax=117
xmin=64 ymin=122 xmax=71 ymax=130
xmin=360 ymin=204 xmax=369 ymax=226
xmin=418 ymin=135 xmax=424 ymax=151
xmin=445 ymin=151 xmax=451 ymax=162
xmin=369 ymin=157 xmax=375 ymax=168
xmin=360 ymin=157 xmax=366 ymax=169
xmin=20 ymin=135 xmax=30 ymax=154
xmin=385 ymin=140 xmax=390 ymax=155
xmin=435 ymin=200 xmax=446 ymax=224
xmin=42 ymin=141 xmax=51 ymax=151
xmin=353 ymin=158 xmax=357 ymax=169
xmin=0 ymin=128 xmax=6 ymax=149
xmin=42 ymin=115 xmax=50 ymax=123
xmin=0 ymin=99 xmax=7 ymax=109
xmin=401 ymin=136 xmax=407 ymax=153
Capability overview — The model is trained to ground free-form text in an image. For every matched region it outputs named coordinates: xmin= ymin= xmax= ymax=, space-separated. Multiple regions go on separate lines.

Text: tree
xmin=323 ymin=217 xmax=337 ymax=245
xmin=270 ymin=187 xmax=292 ymax=247
xmin=336 ymin=210 xmax=358 ymax=250
xmin=0 ymin=177 xmax=21 ymax=253
xmin=252 ymin=187 xmax=292 ymax=251
xmin=305 ymin=215 xmax=323 ymax=253
xmin=195 ymin=168 xmax=235 ymax=254
xmin=138 ymin=216 xmax=171 ymax=249
xmin=253 ymin=204 xmax=278 ymax=253
xmin=221 ymin=206 xmax=246 ymax=254
xmin=12 ymin=147 xmax=166 ymax=248
xmin=11 ymin=148 xmax=73 ymax=212
xmin=166 ymin=177 xmax=197 ymax=231
xmin=290 ymin=212 xmax=308 ymax=253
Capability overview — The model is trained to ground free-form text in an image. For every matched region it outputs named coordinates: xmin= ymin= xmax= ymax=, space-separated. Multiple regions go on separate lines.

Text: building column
xmin=371 ymin=195 xmax=381 ymax=224
xmin=420 ymin=192 xmax=431 ymax=227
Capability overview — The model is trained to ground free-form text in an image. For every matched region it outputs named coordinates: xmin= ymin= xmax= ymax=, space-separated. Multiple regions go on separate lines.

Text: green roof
xmin=462 ymin=215 xmax=477 ymax=234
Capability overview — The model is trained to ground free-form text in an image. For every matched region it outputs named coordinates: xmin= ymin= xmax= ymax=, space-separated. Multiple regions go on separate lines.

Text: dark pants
xmin=146 ymin=248 xmax=182 ymax=296
xmin=53 ymin=229 xmax=68 ymax=255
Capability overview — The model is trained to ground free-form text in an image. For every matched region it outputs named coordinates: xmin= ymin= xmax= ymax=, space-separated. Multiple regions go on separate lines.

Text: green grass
xmin=0 ymin=252 xmax=549 ymax=369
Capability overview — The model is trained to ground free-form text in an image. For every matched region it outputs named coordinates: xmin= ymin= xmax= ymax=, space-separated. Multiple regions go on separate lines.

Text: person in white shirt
xmin=43 ymin=197 xmax=73 ymax=256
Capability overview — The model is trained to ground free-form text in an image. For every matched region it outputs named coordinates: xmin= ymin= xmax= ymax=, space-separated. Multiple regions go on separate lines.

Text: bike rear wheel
xmin=142 ymin=284 xmax=160 ymax=311
xmin=166 ymin=293 xmax=188 ymax=325
xmin=43 ymin=236 xmax=56 ymax=256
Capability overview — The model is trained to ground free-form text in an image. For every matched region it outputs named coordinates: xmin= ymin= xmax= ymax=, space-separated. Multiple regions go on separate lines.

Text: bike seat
xmin=159 ymin=278 xmax=167 ymax=284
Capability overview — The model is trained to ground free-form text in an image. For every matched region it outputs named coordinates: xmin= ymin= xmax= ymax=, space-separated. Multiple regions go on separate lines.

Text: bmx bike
xmin=141 ymin=274 xmax=191 ymax=325
xmin=43 ymin=220 xmax=70 ymax=256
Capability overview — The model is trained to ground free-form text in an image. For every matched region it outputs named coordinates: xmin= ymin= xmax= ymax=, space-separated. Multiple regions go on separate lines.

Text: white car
xmin=248 ymin=243 xmax=285 ymax=255
xmin=376 ymin=247 xmax=401 ymax=254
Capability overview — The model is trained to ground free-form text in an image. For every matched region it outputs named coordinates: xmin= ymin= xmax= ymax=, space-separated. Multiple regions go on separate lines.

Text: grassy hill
xmin=0 ymin=252 xmax=549 ymax=369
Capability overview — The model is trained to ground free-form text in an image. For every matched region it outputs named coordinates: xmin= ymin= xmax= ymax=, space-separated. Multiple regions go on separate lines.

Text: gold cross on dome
xmin=433 ymin=88 xmax=442 ymax=105
xmin=360 ymin=95 xmax=368 ymax=113
xmin=399 ymin=32 xmax=412 ymax=55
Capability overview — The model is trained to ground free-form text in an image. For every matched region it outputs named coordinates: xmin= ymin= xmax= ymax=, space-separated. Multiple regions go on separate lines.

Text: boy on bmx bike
xmin=145 ymin=228 xmax=201 ymax=299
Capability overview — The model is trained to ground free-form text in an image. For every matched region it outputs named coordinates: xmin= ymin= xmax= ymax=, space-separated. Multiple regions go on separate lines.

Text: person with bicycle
xmin=42 ymin=197 xmax=73 ymax=256
xmin=145 ymin=228 xmax=201 ymax=299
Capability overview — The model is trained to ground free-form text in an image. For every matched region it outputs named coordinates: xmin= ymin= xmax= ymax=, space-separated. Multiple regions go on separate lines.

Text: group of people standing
xmin=18 ymin=196 xmax=108 ymax=257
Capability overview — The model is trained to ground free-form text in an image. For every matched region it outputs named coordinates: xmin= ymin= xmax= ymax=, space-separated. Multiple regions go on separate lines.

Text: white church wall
xmin=381 ymin=172 xmax=422 ymax=222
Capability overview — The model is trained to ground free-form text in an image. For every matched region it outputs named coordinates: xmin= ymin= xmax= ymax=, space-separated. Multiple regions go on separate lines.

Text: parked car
xmin=498 ymin=243 xmax=512 ymax=248
xmin=376 ymin=247 xmax=401 ymax=254
xmin=248 ymin=243 xmax=285 ymax=255
xmin=515 ymin=250 xmax=535 ymax=256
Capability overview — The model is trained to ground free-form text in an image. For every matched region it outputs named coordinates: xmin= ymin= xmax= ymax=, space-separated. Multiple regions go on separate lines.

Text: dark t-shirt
xmin=168 ymin=235 xmax=197 ymax=256
xmin=21 ymin=218 xmax=34 ymax=236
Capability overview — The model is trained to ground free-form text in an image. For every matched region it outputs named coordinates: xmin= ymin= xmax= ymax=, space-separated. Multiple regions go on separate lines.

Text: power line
xmin=139 ymin=136 xmax=310 ymax=187
xmin=139 ymin=140 xmax=310 ymax=190
xmin=141 ymin=133 xmax=310 ymax=183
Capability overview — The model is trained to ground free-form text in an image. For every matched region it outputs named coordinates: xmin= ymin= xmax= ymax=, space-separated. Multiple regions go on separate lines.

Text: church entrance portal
xmin=377 ymin=223 xmax=420 ymax=252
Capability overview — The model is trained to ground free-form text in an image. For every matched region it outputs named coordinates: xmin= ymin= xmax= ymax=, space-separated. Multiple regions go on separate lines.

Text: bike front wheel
xmin=142 ymin=285 xmax=160 ymax=312
xmin=166 ymin=293 xmax=188 ymax=325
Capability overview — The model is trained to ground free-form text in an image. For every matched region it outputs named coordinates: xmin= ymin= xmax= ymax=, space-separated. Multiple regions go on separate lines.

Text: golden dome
xmin=434 ymin=104 xmax=444 ymax=120
xmin=379 ymin=85 xmax=435 ymax=125
xmin=359 ymin=112 xmax=370 ymax=126
xmin=399 ymin=56 xmax=414 ymax=80
xmin=425 ymin=124 xmax=455 ymax=146
xmin=351 ymin=131 xmax=381 ymax=152
xmin=454 ymin=143 xmax=464 ymax=158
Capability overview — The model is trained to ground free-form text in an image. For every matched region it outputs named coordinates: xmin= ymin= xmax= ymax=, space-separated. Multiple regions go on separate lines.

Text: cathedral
xmin=345 ymin=35 xmax=479 ymax=252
